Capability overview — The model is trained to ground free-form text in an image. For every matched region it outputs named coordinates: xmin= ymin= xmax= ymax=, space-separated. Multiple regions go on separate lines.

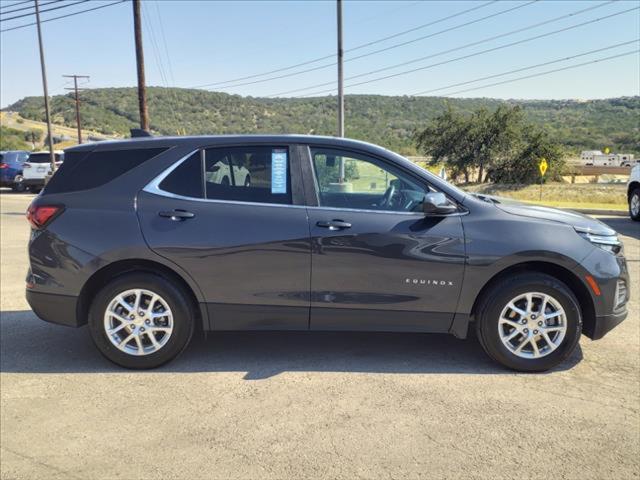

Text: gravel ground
xmin=1 ymin=191 xmax=638 ymax=480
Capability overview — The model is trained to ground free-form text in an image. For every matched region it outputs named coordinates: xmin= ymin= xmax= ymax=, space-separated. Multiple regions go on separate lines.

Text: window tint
xmin=158 ymin=146 xmax=291 ymax=204
xmin=28 ymin=153 xmax=59 ymax=163
xmin=44 ymin=147 xmax=168 ymax=194
xmin=159 ymin=151 xmax=203 ymax=198
xmin=311 ymin=147 xmax=428 ymax=212
xmin=204 ymin=146 xmax=291 ymax=204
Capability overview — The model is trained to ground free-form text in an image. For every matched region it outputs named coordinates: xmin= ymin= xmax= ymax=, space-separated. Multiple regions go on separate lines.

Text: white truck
xmin=628 ymin=164 xmax=640 ymax=221
xmin=581 ymin=150 xmax=636 ymax=167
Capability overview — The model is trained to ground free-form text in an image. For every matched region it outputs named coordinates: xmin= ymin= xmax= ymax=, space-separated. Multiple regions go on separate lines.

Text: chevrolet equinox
xmin=26 ymin=136 xmax=630 ymax=371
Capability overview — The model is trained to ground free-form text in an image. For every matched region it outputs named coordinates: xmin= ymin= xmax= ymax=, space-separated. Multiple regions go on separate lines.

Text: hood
xmin=473 ymin=194 xmax=616 ymax=236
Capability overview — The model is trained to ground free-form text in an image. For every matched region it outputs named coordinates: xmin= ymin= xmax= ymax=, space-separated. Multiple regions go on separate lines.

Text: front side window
xmin=158 ymin=146 xmax=291 ymax=205
xmin=311 ymin=147 xmax=429 ymax=212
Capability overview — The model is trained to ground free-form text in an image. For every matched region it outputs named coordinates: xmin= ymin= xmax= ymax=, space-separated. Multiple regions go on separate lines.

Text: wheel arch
xmin=470 ymin=261 xmax=596 ymax=336
xmin=628 ymin=181 xmax=640 ymax=200
xmin=76 ymin=258 xmax=208 ymax=331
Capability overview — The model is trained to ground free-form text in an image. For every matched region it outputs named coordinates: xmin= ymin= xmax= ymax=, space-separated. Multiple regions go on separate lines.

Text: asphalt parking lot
xmin=1 ymin=190 xmax=638 ymax=480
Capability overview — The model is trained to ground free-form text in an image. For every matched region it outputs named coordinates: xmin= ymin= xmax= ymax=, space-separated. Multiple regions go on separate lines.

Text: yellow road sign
xmin=539 ymin=158 xmax=548 ymax=176
xmin=604 ymin=147 xmax=610 ymax=154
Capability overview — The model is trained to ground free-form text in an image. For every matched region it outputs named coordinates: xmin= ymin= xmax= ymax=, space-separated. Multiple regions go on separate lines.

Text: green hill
xmin=6 ymin=88 xmax=639 ymax=156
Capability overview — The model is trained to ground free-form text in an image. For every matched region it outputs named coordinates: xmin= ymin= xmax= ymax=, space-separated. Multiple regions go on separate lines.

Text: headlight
xmin=577 ymin=230 xmax=622 ymax=255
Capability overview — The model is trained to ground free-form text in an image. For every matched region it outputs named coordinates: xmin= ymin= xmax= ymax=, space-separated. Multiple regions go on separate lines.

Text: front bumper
xmin=587 ymin=310 xmax=628 ymax=340
xmin=26 ymin=289 xmax=82 ymax=327
xmin=579 ymin=246 xmax=630 ymax=340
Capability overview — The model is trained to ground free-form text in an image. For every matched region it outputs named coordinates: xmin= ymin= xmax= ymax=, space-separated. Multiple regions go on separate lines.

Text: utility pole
xmin=34 ymin=0 xmax=56 ymax=174
xmin=132 ymin=0 xmax=149 ymax=132
xmin=336 ymin=0 xmax=344 ymax=138
xmin=63 ymin=74 xmax=90 ymax=144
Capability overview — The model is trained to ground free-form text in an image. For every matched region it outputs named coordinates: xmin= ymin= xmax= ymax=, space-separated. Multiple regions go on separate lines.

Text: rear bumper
xmin=26 ymin=289 xmax=82 ymax=327
xmin=23 ymin=178 xmax=45 ymax=187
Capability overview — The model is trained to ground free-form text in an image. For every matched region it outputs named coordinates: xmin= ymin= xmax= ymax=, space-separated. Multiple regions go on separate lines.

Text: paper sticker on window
xmin=271 ymin=149 xmax=287 ymax=194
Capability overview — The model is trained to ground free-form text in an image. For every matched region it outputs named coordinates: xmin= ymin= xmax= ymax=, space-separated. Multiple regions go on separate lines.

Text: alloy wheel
xmin=497 ymin=292 xmax=567 ymax=359
xmin=631 ymin=193 xmax=640 ymax=217
xmin=103 ymin=289 xmax=174 ymax=356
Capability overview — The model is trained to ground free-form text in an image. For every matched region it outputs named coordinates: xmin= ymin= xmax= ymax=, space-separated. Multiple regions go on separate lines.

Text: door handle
xmin=159 ymin=209 xmax=195 ymax=221
xmin=316 ymin=219 xmax=351 ymax=231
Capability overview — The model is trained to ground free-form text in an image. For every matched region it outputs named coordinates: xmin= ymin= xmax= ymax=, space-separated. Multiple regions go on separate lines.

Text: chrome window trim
xmin=144 ymin=148 xmax=467 ymax=216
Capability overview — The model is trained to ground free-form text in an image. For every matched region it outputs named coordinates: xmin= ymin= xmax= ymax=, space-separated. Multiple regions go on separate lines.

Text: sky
xmin=1 ymin=0 xmax=639 ymax=108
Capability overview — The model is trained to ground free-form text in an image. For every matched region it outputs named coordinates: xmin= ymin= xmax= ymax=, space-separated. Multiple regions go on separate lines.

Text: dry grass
xmin=462 ymin=183 xmax=627 ymax=209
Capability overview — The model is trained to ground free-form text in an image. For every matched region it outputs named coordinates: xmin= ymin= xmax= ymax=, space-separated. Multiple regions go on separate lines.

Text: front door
xmin=137 ymin=145 xmax=311 ymax=330
xmin=306 ymin=146 xmax=466 ymax=332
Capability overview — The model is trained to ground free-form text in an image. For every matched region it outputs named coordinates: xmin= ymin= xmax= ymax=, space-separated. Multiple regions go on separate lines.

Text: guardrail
xmin=567 ymin=165 xmax=633 ymax=175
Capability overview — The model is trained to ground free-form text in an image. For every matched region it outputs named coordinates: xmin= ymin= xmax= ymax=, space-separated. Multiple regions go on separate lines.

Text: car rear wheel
xmin=475 ymin=273 xmax=582 ymax=372
xmin=629 ymin=187 xmax=640 ymax=221
xmin=88 ymin=273 xmax=195 ymax=369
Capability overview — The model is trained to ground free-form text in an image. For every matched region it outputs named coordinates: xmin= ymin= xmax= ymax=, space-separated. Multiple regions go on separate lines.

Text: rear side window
xmin=44 ymin=147 xmax=168 ymax=194
xmin=158 ymin=146 xmax=291 ymax=205
xmin=158 ymin=151 xmax=203 ymax=198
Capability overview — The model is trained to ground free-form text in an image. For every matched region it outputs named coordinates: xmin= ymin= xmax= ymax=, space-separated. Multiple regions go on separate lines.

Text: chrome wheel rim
xmin=498 ymin=292 xmax=567 ymax=359
xmin=104 ymin=289 xmax=174 ymax=356
xmin=631 ymin=193 xmax=640 ymax=216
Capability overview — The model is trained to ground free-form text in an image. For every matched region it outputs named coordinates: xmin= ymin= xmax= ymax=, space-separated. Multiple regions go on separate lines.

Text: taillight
xmin=0 ymin=163 xmax=8 ymax=169
xmin=26 ymin=204 xmax=63 ymax=229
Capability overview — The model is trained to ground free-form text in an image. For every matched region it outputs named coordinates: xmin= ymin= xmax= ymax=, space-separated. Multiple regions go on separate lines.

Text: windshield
xmin=384 ymin=149 xmax=468 ymax=199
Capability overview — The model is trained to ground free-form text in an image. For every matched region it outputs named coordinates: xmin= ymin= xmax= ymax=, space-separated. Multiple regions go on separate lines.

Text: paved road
xmin=1 ymin=191 xmax=638 ymax=479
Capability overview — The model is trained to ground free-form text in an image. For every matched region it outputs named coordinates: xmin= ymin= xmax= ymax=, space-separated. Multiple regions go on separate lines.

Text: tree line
xmin=6 ymin=88 xmax=638 ymax=158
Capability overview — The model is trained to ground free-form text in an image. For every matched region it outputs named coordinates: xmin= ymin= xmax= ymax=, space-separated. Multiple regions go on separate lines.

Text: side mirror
xmin=423 ymin=192 xmax=458 ymax=216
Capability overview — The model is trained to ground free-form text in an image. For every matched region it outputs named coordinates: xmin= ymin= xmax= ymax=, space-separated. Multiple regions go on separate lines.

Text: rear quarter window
xmin=43 ymin=147 xmax=168 ymax=194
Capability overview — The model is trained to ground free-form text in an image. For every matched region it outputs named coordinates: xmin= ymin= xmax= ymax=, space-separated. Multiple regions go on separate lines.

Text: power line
xmin=443 ymin=50 xmax=639 ymax=96
xmin=0 ymin=1 xmax=32 ymax=10
xmin=270 ymin=0 xmax=614 ymax=97
xmin=411 ymin=39 xmax=639 ymax=96
xmin=0 ymin=0 xmax=88 ymax=22
xmin=1 ymin=0 xmax=127 ymax=33
xmin=294 ymin=5 xmax=639 ymax=98
xmin=141 ymin=1 xmax=169 ymax=88
xmin=189 ymin=0 xmax=500 ymax=89
xmin=201 ymin=0 xmax=538 ymax=92
xmin=0 ymin=0 xmax=60 ymax=16
xmin=154 ymin=1 xmax=176 ymax=87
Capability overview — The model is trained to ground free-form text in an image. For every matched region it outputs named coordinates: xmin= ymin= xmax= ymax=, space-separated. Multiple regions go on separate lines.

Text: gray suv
xmin=26 ymin=136 xmax=629 ymax=371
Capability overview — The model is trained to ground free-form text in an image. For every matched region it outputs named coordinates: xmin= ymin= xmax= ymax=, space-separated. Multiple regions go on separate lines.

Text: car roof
xmin=64 ymin=134 xmax=387 ymax=153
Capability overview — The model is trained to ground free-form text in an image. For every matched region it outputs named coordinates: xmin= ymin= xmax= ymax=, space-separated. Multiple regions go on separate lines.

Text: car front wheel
xmin=629 ymin=187 xmax=640 ymax=221
xmin=88 ymin=273 xmax=195 ymax=369
xmin=475 ymin=273 xmax=582 ymax=372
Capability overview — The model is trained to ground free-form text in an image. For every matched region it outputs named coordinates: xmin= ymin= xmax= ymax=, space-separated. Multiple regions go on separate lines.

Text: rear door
xmin=137 ymin=144 xmax=311 ymax=330
xmin=304 ymin=146 xmax=466 ymax=333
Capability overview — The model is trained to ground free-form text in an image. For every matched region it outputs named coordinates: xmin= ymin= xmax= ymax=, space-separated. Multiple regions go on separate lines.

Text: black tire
xmin=629 ymin=187 xmax=640 ymax=221
xmin=12 ymin=178 xmax=26 ymax=192
xmin=88 ymin=273 xmax=195 ymax=369
xmin=475 ymin=273 xmax=582 ymax=372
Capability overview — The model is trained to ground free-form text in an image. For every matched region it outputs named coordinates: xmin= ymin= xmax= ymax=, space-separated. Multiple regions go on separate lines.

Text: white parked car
xmin=206 ymin=159 xmax=250 ymax=186
xmin=22 ymin=151 xmax=63 ymax=193
xmin=628 ymin=164 xmax=640 ymax=221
